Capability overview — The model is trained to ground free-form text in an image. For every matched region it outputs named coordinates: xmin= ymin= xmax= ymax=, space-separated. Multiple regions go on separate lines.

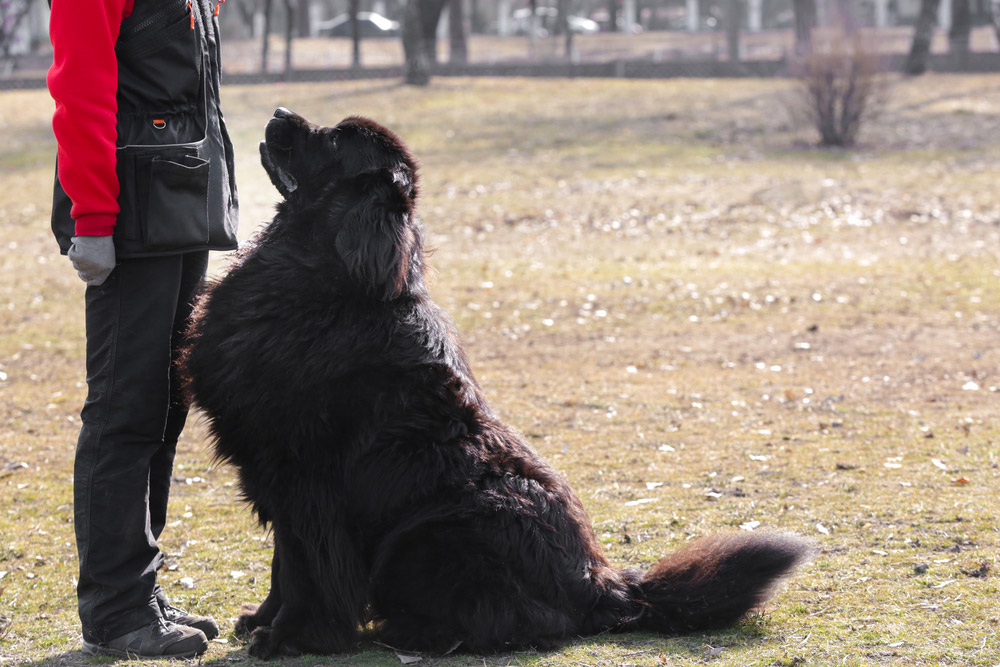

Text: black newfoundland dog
xmin=182 ymin=109 xmax=810 ymax=658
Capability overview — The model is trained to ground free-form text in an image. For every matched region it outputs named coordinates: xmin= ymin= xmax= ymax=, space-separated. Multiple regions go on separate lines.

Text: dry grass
xmin=1 ymin=74 xmax=999 ymax=667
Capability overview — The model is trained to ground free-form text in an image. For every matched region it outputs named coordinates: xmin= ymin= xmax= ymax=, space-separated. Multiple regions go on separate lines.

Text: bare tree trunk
xmin=528 ymin=0 xmax=539 ymax=47
xmin=283 ymin=0 xmax=295 ymax=76
xmin=350 ymin=0 xmax=362 ymax=68
xmin=607 ymin=0 xmax=619 ymax=32
xmin=792 ymin=0 xmax=817 ymax=54
xmin=0 ymin=0 xmax=34 ymax=67
xmin=297 ymin=0 xmax=312 ymax=36
xmin=555 ymin=0 xmax=567 ymax=35
xmin=557 ymin=0 xmax=573 ymax=57
xmin=724 ymin=0 xmax=741 ymax=62
xmin=992 ymin=0 xmax=1000 ymax=49
xmin=403 ymin=0 xmax=431 ymax=85
xmin=948 ymin=0 xmax=971 ymax=56
xmin=261 ymin=0 xmax=274 ymax=73
xmin=905 ymin=0 xmax=942 ymax=74
xmin=235 ymin=0 xmax=259 ymax=35
xmin=449 ymin=0 xmax=468 ymax=64
xmin=420 ymin=0 xmax=449 ymax=65
xmin=469 ymin=0 xmax=483 ymax=35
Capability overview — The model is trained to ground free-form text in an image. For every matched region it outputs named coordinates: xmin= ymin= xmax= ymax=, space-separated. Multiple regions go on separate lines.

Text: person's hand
xmin=68 ymin=235 xmax=116 ymax=286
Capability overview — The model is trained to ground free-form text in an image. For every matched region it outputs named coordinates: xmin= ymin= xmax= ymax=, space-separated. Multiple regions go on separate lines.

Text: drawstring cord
xmin=189 ymin=0 xmax=227 ymax=30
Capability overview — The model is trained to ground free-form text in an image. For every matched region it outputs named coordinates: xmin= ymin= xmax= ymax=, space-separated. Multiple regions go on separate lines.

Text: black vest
xmin=51 ymin=0 xmax=238 ymax=257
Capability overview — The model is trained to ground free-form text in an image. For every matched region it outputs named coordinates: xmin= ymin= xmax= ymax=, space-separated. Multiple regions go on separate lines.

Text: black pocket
xmin=116 ymin=3 xmax=202 ymax=111
xmin=143 ymin=155 xmax=211 ymax=251
xmin=114 ymin=152 xmax=144 ymax=242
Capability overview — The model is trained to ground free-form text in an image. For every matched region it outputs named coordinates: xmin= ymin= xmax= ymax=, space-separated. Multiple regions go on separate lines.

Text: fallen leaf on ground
xmin=702 ymin=644 xmax=723 ymax=658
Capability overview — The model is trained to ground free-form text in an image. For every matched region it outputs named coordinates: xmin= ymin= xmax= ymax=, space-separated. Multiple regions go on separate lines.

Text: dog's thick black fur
xmin=182 ymin=109 xmax=810 ymax=658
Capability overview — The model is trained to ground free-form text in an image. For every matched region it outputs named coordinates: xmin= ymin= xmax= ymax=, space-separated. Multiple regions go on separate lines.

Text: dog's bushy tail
xmin=625 ymin=532 xmax=811 ymax=634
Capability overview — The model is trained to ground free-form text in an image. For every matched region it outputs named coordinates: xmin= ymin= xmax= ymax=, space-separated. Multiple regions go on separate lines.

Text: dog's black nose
xmin=273 ymin=107 xmax=294 ymax=119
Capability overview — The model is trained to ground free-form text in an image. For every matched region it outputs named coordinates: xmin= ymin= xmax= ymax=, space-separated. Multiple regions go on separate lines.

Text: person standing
xmin=47 ymin=0 xmax=239 ymax=658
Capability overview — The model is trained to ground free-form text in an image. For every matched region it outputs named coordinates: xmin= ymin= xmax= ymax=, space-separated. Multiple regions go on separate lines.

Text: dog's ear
xmin=334 ymin=170 xmax=416 ymax=300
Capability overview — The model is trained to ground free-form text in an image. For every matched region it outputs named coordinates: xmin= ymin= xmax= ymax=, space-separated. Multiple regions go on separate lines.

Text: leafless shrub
xmin=787 ymin=32 xmax=892 ymax=148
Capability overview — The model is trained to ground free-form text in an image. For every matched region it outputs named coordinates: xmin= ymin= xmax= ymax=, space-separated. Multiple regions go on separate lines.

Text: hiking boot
xmin=81 ymin=618 xmax=208 ymax=659
xmin=159 ymin=599 xmax=220 ymax=640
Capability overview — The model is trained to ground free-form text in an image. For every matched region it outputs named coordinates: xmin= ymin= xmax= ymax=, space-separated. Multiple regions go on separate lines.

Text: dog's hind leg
xmin=370 ymin=517 xmax=578 ymax=653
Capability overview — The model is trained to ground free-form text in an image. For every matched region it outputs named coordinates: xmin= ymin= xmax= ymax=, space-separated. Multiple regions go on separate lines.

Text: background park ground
xmin=1 ymin=73 xmax=998 ymax=666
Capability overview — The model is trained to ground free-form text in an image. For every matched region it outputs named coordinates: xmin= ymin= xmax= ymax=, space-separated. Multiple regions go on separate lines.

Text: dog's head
xmin=259 ymin=108 xmax=421 ymax=300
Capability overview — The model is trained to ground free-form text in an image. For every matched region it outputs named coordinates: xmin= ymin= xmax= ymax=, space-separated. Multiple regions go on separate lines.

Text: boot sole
xmin=82 ymin=638 xmax=208 ymax=660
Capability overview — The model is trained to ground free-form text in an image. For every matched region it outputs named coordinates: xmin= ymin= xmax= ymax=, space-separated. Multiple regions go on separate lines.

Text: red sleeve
xmin=46 ymin=0 xmax=134 ymax=237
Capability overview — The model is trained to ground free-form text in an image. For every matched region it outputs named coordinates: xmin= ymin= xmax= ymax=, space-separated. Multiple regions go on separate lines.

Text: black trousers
xmin=74 ymin=251 xmax=208 ymax=643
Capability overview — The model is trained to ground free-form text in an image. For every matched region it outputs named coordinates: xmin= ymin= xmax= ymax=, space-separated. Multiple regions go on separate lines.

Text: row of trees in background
xmin=231 ymin=0 xmax=564 ymax=78
xmin=906 ymin=0 xmax=1000 ymax=72
xmin=787 ymin=0 xmax=998 ymax=74
xmin=226 ymin=0 xmax=1000 ymax=41
xmin=232 ymin=0 xmax=999 ymax=83
xmin=225 ymin=0 xmax=1000 ymax=80
xmin=1 ymin=0 xmax=999 ymax=81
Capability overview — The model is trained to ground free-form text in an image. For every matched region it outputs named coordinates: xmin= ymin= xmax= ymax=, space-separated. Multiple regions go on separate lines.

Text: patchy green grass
xmin=2 ymin=74 xmax=999 ymax=666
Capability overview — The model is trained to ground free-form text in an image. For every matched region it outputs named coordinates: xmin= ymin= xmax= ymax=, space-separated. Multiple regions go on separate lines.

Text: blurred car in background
xmin=568 ymin=15 xmax=601 ymax=34
xmin=511 ymin=7 xmax=600 ymax=36
xmin=317 ymin=12 xmax=401 ymax=38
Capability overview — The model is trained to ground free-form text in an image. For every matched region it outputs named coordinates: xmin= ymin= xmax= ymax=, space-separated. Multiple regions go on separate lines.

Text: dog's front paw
xmin=248 ymin=626 xmax=277 ymax=659
xmin=234 ymin=603 xmax=260 ymax=638
xmin=248 ymin=626 xmax=301 ymax=659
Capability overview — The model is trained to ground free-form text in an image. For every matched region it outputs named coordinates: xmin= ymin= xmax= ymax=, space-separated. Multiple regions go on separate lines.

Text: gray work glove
xmin=68 ymin=235 xmax=116 ymax=286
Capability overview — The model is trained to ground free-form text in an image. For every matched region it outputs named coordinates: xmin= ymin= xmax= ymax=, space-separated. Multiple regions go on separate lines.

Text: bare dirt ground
xmin=1 ymin=74 xmax=998 ymax=666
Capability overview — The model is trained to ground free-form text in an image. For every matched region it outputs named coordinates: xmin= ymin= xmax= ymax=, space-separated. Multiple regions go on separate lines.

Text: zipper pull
xmin=188 ymin=1 xmax=195 ymax=29
xmin=215 ymin=0 xmax=226 ymax=17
